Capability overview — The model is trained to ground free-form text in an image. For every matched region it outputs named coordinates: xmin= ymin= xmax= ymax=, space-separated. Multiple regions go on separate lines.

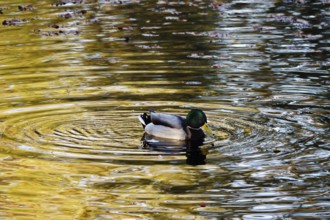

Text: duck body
xmin=138 ymin=110 xmax=208 ymax=141
xmin=145 ymin=112 xmax=188 ymax=140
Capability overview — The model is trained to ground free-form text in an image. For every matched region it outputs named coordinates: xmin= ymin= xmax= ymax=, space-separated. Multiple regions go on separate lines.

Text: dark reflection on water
xmin=0 ymin=0 xmax=329 ymax=219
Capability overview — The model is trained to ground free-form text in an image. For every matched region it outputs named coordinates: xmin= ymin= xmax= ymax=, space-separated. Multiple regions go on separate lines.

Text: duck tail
xmin=138 ymin=112 xmax=152 ymax=128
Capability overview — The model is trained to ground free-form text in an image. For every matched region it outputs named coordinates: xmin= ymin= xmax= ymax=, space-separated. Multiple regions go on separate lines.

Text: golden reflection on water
xmin=0 ymin=154 xmax=228 ymax=219
xmin=0 ymin=98 xmax=263 ymax=219
xmin=0 ymin=0 xmax=329 ymax=219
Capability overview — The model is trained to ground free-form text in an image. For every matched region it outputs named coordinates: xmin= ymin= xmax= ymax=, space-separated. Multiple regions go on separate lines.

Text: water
xmin=0 ymin=0 xmax=329 ymax=219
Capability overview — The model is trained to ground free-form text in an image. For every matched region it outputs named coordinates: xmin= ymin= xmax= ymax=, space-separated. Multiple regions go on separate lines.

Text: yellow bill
xmin=202 ymin=123 xmax=213 ymax=135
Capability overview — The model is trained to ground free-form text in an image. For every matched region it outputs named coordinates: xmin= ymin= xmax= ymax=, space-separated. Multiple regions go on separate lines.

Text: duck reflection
xmin=141 ymin=133 xmax=208 ymax=165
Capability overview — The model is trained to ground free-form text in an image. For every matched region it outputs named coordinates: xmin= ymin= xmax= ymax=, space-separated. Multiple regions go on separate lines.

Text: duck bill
xmin=202 ymin=123 xmax=213 ymax=135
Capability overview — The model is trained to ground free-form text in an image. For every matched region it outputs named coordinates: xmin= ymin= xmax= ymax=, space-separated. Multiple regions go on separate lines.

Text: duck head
xmin=186 ymin=109 xmax=212 ymax=134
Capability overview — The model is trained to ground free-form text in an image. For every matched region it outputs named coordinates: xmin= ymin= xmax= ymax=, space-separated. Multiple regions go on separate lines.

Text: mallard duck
xmin=138 ymin=109 xmax=212 ymax=141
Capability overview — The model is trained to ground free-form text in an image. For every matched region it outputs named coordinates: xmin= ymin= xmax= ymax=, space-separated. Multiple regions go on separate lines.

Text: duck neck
xmin=187 ymin=126 xmax=205 ymax=141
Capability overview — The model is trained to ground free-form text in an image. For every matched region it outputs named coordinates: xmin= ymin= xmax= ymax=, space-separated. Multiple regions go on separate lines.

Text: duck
xmin=138 ymin=109 xmax=212 ymax=141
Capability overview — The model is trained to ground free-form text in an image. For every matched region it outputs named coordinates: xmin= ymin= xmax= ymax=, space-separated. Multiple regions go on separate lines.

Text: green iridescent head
xmin=186 ymin=109 xmax=207 ymax=129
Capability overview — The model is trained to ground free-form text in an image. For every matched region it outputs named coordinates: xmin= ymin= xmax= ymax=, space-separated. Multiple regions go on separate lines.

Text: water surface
xmin=0 ymin=0 xmax=329 ymax=219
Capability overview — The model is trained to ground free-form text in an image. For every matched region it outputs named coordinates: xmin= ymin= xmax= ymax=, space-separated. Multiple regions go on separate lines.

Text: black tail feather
xmin=138 ymin=112 xmax=152 ymax=128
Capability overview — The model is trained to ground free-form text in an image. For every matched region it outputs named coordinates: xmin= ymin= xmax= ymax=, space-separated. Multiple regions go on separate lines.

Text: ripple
xmin=0 ymin=101 xmax=281 ymax=163
xmin=0 ymin=102 xmax=144 ymax=161
xmin=1 ymin=100 xmax=323 ymax=168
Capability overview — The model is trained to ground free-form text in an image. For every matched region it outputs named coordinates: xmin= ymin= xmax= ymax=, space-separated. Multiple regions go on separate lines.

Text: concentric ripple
xmin=0 ymin=100 xmax=312 ymax=164
xmin=0 ymin=103 xmax=146 ymax=161
xmin=0 ymin=100 xmax=325 ymax=166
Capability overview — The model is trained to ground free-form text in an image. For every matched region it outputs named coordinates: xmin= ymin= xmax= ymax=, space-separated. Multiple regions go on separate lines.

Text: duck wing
xmin=150 ymin=112 xmax=186 ymax=129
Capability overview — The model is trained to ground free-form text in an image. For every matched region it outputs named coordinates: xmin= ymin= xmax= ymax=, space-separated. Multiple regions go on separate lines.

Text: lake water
xmin=0 ymin=0 xmax=329 ymax=219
